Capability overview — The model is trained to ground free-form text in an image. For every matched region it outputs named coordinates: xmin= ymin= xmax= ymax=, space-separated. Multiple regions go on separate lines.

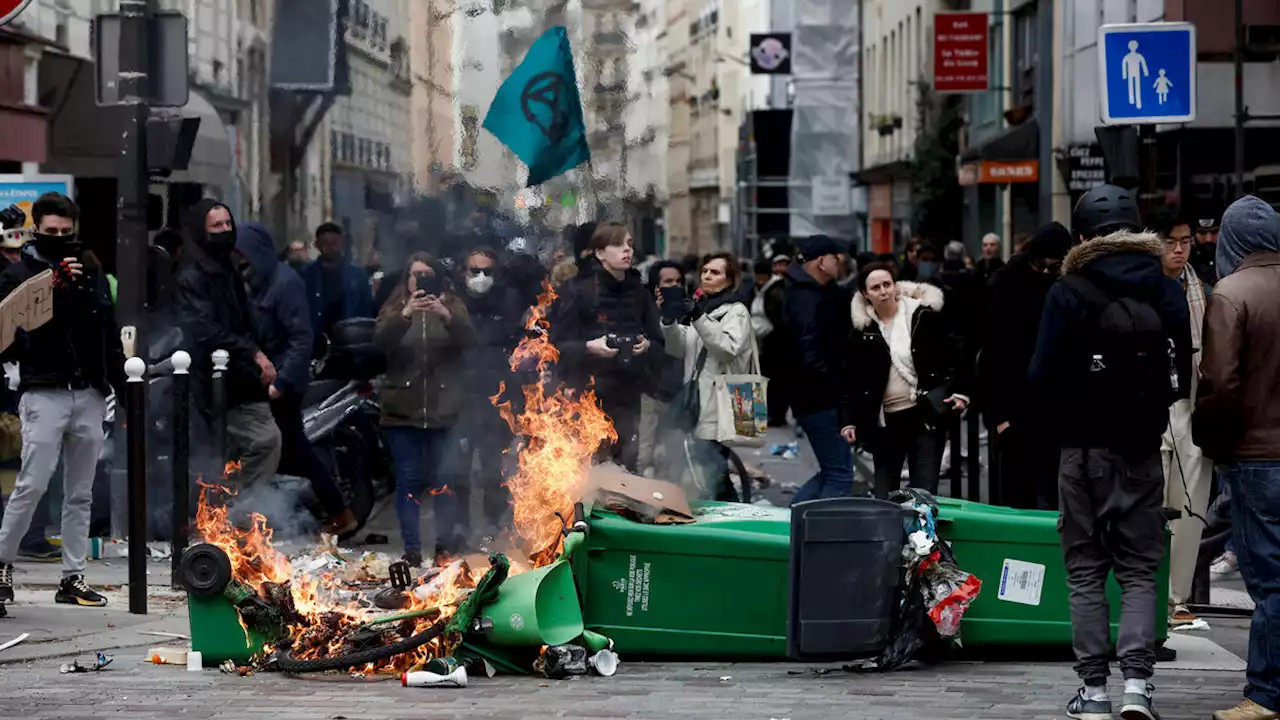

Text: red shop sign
xmin=934 ymin=12 xmax=989 ymax=93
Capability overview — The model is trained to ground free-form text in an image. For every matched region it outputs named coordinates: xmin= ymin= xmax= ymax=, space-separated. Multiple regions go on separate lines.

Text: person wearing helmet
xmin=1029 ymin=184 xmax=1193 ymax=720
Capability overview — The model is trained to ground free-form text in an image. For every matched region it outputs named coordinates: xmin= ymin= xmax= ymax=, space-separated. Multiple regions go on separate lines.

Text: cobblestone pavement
xmin=0 ymin=646 xmax=1249 ymax=720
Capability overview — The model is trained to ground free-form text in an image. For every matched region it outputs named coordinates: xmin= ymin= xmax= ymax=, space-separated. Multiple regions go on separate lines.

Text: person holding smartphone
xmin=374 ymin=252 xmax=476 ymax=567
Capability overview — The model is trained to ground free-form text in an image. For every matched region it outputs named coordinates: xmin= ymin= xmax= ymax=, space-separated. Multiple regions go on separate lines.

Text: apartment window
xmin=355 ymin=0 xmax=369 ymax=31
xmin=1013 ymin=6 xmax=1038 ymax=108
xmin=460 ymin=105 xmax=479 ymax=171
xmin=330 ymin=130 xmax=339 ymax=161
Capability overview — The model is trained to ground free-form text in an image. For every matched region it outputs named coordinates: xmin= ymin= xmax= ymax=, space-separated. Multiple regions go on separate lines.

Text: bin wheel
xmin=179 ymin=543 xmax=233 ymax=597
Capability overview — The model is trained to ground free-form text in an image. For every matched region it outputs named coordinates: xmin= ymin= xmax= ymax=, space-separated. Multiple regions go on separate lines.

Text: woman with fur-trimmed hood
xmin=839 ymin=262 xmax=969 ymax=498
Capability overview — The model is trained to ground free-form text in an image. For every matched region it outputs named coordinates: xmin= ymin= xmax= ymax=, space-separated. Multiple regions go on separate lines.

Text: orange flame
xmin=493 ymin=283 xmax=616 ymax=560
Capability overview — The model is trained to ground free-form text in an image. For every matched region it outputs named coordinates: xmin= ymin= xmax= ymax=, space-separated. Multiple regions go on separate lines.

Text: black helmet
xmin=1073 ymin=184 xmax=1142 ymax=241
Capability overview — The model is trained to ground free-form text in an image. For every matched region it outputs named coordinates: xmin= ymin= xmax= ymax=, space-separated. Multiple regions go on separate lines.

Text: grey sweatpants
xmin=1059 ymin=446 xmax=1167 ymax=683
xmin=0 ymin=388 xmax=106 ymax=577
xmin=225 ymin=401 xmax=282 ymax=491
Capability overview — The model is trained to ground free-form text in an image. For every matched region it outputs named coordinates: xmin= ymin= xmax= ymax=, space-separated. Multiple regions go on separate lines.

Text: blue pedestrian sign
xmin=1098 ymin=22 xmax=1196 ymax=126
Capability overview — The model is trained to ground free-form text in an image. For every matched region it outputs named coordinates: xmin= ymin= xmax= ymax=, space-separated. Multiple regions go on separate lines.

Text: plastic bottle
xmin=401 ymin=666 xmax=468 ymax=688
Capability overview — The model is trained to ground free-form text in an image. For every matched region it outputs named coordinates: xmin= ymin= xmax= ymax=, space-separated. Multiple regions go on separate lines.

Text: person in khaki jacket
xmin=374 ymin=252 xmax=476 ymax=568
xmin=1193 ymin=195 xmax=1280 ymax=720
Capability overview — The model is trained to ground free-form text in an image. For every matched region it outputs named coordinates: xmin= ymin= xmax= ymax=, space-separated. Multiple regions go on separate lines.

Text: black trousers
xmin=993 ymin=423 xmax=1060 ymax=510
xmin=594 ymin=386 xmax=642 ymax=473
xmin=270 ymin=393 xmax=347 ymax=517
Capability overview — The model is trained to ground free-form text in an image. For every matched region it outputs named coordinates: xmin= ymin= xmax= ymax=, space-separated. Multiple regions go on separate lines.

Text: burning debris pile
xmin=182 ymin=285 xmax=619 ymax=680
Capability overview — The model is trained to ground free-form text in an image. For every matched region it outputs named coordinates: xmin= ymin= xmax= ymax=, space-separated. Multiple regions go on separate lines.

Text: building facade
xmin=451 ymin=2 xmax=504 ymax=191
xmin=326 ymin=0 xmax=414 ymax=262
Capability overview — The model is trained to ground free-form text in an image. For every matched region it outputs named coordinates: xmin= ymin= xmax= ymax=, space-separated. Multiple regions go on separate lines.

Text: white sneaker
xmin=1211 ymin=551 xmax=1239 ymax=578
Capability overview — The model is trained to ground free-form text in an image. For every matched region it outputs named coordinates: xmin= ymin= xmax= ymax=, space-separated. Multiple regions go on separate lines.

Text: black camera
xmin=606 ymin=334 xmax=638 ymax=369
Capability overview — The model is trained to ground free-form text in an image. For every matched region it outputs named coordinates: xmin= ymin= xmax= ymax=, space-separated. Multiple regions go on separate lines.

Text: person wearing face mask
xmin=980 ymin=221 xmax=1072 ymax=510
xmin=176 ymin=200 xmax=282 ymax=497
xmin=374 ymin=253 xmax=476 ymax=567
xmin=233 ymin=223 xmax=356 ymax=537
xmin=0 ymin=193 xmax=126 ymax=612
xmin=778 ymin=235 xmax=859 ymax=501
xmin=657 ymin=252 xmax=757 ymax=499
xmin=454 ymin=246 xmax=523 ymax=536
xmin=549 ymin=222 xmax=664 ymax=472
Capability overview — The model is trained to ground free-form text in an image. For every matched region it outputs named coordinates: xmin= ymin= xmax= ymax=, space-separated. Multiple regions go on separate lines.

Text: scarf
xmin=872 ymin=294 xmax=919 ymax=389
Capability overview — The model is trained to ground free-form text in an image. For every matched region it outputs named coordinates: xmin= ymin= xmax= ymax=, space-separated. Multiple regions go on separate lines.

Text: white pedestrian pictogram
xmin=1153 ymin=68 xmax=1173 ymax=105
xmin=1122 ymin=40 xmax=1149 ymax=109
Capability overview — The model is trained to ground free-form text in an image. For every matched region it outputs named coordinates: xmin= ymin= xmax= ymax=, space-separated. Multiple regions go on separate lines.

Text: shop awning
xmin=37 ymin=51 xmax=232 ymax=188
xmin=961 ymin=119 xmax=1039 ymax=163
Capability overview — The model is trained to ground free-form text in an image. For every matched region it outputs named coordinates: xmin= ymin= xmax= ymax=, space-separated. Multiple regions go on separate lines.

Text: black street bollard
xmin=947 ymin=417 xmax=962 ymax=498
xmin=170 ymin=350 xmax=192 ymax=589
xmin=125 ymin=356 xmax=148 ymax=615
xmin=210 ymin=349 xmax=229 ymax=467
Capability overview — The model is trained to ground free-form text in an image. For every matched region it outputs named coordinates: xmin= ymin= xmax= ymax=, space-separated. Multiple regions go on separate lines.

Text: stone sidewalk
xmin=0 ymin=646 xmax=1251 ymax=720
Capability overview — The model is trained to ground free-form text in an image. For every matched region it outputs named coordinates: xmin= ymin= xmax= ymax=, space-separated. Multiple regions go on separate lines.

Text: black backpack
xmin=1062 ymin=274 xmax=1177 ymax=444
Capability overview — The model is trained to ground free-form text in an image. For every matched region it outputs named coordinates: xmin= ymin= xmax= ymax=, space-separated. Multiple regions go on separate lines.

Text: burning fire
xmin=493 ymin=283 xmax=616 ymax=561
xmin=192 ymin=282 xmax=616 ymax=672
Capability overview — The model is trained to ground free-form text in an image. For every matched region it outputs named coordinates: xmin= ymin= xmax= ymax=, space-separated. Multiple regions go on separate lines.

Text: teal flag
xmin=483 ymin=26 xmax=590 ymax=187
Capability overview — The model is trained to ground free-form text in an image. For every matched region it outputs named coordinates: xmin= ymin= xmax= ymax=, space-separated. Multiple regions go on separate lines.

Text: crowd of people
xmin=0 ymin=187 xmax=1276 ymax=720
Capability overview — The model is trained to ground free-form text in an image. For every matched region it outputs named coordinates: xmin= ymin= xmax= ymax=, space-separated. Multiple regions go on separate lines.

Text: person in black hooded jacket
xmin=981 ymin=221 xmax=1073 ymax=510
xmin=176 ymin=200 xmax=281 ymax=494
xmin=549 ymin=222 xmax=663 ymax=471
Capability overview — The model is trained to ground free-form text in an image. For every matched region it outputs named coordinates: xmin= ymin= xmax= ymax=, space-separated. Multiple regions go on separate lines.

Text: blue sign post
xmin=1098 ymin=22 xmax=1196 ymax=126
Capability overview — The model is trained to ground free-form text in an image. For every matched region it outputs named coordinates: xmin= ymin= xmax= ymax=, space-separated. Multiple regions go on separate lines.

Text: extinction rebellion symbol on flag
xmin=0 ymin=0 xmax=35 ymax=27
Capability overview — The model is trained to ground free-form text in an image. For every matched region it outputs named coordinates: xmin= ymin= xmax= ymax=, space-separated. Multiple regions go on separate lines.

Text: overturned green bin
xmin=572 ymin=502 xmax=792 ymax=659
xmin=934 ymin=497 xmax=1172 ymax=647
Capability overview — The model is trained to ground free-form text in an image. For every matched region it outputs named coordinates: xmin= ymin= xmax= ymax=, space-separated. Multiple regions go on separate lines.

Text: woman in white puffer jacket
xmin=657 ymin=252 xmax=757 ymax=499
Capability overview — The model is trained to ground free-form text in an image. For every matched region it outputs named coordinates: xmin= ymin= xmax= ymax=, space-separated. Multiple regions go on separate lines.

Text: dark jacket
xmin=1028 ymin=230 xmax=1193 ymax=451
xmin=981 ymin=253 xmax=1058 ymax=429
xmin=175 ymin=200 xmax=267 ymax=410
xmin=778 ymin=262 xmax=852 ymax=416
xmin=459 ymin=283 xmax=525 ymax=399
xmin=301 ymin=258 xmax=374 ymax=337
xmin=373 ymin=293 xmax=476 ymax=429
xmin=840 ymin=281 xmax=961 ymax=435
xmin=1194 ymin=252 xmax=1280 ymax=460
xmin=0 ymin=248 xmax=126 ymax=397
xmin=235 ymin=223 xmax=313 ymax=397
xmin=549 ymin=264 xmax=664 ymax=394
xmin=932 ymin=263 xmax=986 ymax=388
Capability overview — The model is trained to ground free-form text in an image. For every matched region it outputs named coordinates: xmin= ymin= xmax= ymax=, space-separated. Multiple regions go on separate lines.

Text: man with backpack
xmin=1029 ymin=185 xmax=1193 ymax=720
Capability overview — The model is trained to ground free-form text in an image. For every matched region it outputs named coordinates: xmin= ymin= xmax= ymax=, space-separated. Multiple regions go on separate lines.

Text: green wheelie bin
xmin=573 ymin=501 xmax=793 ymax=658
xmin=935 ymin=497 xmax=1172 ymax=648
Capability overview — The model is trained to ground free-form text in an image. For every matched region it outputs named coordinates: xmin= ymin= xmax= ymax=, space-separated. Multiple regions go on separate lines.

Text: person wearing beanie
xmin=1193 ymin=196 xmax=1280 ymax=720
xmin=1030 ymin=185 xmax=1193 ymax=720
xmin=981 ymin=221 xmax=1072 ymax=511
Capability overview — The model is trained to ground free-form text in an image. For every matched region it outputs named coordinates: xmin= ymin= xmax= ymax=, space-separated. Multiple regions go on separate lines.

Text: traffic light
xmin=146 ymin=115 xmax=201 ymax=176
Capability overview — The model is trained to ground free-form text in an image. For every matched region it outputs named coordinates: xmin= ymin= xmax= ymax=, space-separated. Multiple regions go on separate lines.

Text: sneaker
xmin=0 ymin=563 xmax=13 ymax=603
xmin=1169 ymin=604 xmax=1197 ymax=627
xmin=1119 ymin=683 xmax=1158 ymax=720
xmin=1213 ymin=699 xmax=1280 ymax=720
xmin=1067 ymin=688 xmax=1114 ymax=720
xmin=17 ymin=538 xmax=62 ymax=562
xmin=54 ymin=575 xmax=107 ymax=607
xmin=402 ymin=551 xmax=423 ymax=569
xmin=1211 ymin=551 xmax=1240 ymax=578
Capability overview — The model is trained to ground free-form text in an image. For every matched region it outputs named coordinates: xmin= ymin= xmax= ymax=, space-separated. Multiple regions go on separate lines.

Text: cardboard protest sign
xmin=0 ymin=269 xmax=54 ymax=354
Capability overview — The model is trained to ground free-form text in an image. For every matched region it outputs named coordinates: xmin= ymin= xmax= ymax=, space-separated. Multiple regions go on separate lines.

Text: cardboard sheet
xmin=585 ymin=465 xmax=694 ymax=525
xmin=0 ymin=270 xmax=53 ymax=354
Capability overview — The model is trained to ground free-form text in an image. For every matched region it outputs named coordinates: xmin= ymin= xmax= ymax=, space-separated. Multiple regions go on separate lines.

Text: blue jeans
xmin=791 ymin=409 xmax=856 ymax=504
xmin=385 ymin=427 xmax=460 ymax=555
xmin=1225 ymin=461 xmax=1280 ymax=711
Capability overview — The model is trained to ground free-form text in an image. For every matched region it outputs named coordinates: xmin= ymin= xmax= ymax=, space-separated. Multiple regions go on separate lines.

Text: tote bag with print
xmin=711 ymin=331 xmax=769 ymax=448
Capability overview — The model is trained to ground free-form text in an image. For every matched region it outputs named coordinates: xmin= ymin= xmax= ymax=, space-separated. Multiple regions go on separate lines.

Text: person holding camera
xmin=550 ymin=222 xmax=663 ymax=472
xmin=374 ymin=252 xmax=476 ymax=567
xmin=657 ymin=252 xmax=755 ymax=498
xmin=0 ymin=193 xmax=125 ymax=611
xmin=839 ymin=262 xmax=968 ymax=498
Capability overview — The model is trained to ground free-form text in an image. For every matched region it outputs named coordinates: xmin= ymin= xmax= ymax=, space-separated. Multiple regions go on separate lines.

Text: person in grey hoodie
xmin=234 ymin=223 xmax=356 ymax=537
xmin=1193 ymin=196 xmax=1280 ymax=720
